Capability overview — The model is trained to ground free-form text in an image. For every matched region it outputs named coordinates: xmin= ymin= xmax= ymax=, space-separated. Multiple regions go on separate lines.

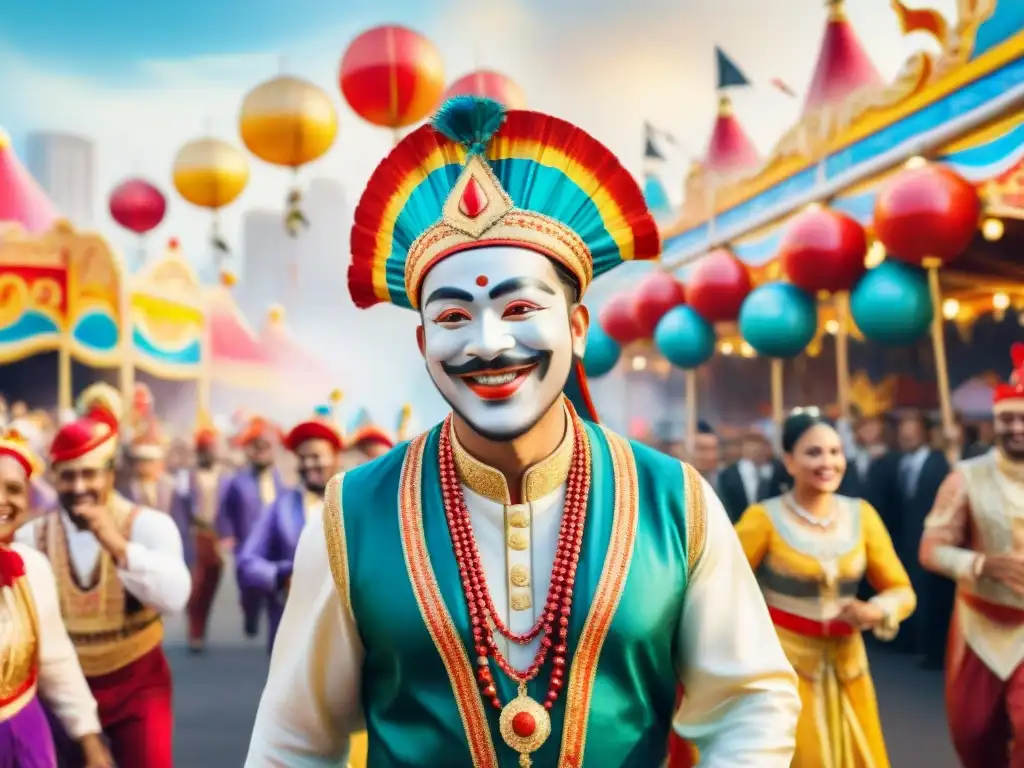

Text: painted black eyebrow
xmin=423 ymin=286 xmax=475 ymax=306
xmin=488 ymin=277 xmax=556 ymax=300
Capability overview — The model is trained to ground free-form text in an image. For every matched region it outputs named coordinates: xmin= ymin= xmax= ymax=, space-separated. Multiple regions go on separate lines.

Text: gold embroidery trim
xmin=323 ymin=472 xmax=354 ymax=617
xmin=74 ymin=620 xmax=163 ymax=678
xmin=0 ymin=682 xmax=37 ymax=723
xmin=0 ymin=576 xmax=40 ymax=706
xmin=559 ymin=426 xmax=637 ymax=767
xmin=399 ymin=434 xmax=499 ymax=768
xmin=683 ymin=463 xmax=708 ymax=574
xmin=449 ymin=403 xmax=574 ymax=505
xmin=47 ymin=497 xmax=162 ymax=676
xmin=404 ymin=159 xmax=592 ymax=309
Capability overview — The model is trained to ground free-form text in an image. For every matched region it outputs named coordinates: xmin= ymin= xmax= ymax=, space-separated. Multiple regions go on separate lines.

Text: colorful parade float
xmin=591 ymin=0 xmax=1024 ymax=450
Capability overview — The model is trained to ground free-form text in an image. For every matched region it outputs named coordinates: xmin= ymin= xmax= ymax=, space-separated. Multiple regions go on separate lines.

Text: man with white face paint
xmin=247 ymin=97 xmax=798 ymax=768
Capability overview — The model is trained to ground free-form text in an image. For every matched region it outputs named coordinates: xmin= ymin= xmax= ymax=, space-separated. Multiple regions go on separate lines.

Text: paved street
xmin=166 ymin=557 xmax=960 ymax=766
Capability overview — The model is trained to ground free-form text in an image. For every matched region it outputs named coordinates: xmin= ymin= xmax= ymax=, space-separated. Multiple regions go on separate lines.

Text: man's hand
xmin=981 ymin=553 xmax=1024 ymax=595
xmin=79 ymin=733 xmax=114 ymax=768
xmin=75 ymin=505 xmax=128 ymax=565
xmin=836 ymin=600 xmax=886 ymax=631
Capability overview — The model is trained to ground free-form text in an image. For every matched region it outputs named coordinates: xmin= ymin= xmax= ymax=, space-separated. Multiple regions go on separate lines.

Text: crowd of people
xmin=0 ymin=383 xmax=396 ymax=767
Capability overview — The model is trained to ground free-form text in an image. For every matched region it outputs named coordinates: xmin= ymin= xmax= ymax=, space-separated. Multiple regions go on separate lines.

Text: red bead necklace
xmin=438 ymin=414 xmax=591 ymax=766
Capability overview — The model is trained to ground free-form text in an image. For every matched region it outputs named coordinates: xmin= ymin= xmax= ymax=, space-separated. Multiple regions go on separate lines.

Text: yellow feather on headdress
xmin=848 ymin=372 xmax=896 ymax=419
xmin=396 ymin=404 xmax=413 ymax=442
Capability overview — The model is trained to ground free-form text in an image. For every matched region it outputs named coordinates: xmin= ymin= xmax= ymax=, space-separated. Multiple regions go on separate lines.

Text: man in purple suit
xmin=237 ymin=405 xmax=343 ymax=652
xmin=217 ymin=415 xmax=287 ymax=638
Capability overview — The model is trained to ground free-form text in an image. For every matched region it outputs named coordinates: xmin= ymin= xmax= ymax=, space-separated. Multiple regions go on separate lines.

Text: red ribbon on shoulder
xmin=0 ymin=547 xmax=26 ymax=588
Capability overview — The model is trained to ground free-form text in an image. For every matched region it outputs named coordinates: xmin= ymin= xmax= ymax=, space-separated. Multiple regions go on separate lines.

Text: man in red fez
xmin=921 ymin=343 xmax=1024 ymax=768
xmin=217 ymin=414 xmax=287 ymax=638
xmin=16 ymin=383 xmax=191 ymax=768
xmin=172 ymin=416 xmax=227 ymax=653
xmin=237 ymin=404 xmax=344 ymax=653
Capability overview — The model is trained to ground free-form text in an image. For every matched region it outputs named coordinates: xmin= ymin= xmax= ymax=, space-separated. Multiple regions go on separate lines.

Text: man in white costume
xmin=16 ymin=384 xmax=191 ymax=768
xmin=247 ymin=97 xmax=798 ymax=767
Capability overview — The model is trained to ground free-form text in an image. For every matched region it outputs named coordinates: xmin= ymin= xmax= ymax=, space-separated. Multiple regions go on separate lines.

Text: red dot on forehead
xmin=475 ymin=275 xmax=488 ymax=287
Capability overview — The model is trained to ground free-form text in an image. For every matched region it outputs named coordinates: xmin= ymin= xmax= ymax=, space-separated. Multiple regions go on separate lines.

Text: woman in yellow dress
xmin=735 ymin=411 xmax=915 ymax=768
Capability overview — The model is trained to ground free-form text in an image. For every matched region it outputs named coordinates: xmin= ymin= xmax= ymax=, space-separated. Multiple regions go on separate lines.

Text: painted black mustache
xmin=441 ymin=349 xmax=551 ymax=379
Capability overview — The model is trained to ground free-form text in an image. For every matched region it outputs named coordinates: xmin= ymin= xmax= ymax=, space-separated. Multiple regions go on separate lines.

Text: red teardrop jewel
xmin=438 ymin=406 xmax=591 ymax=765
xmin=458 ymin=176 xmax=488 ymax=218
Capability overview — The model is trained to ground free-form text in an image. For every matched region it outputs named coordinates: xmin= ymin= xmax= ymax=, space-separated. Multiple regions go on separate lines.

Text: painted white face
xmin=419 ymin=247 xmax=583 ymax=441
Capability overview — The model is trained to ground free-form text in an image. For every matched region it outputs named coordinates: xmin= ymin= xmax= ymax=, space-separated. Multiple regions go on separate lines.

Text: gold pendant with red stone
xmin=498 ymin=682 xmax=551 ymax=767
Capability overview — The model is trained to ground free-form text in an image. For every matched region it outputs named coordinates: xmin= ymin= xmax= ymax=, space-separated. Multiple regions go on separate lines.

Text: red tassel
xmin=0 ymin=547 xmax=26 ymax=588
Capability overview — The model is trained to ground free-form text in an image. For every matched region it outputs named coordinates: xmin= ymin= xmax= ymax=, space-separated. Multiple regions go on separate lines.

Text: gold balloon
xmin=172 ymin=138 xmax=249 ymax=210
xmin=239 ymin=76 xmax=338 ymax=169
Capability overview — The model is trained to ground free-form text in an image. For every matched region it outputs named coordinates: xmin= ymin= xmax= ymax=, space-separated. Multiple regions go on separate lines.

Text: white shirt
xmin=246 ymin=473 xmax=799 ymax=767
xmin=16 ymin=507 xmax=192 ymax=615
xmin=737 ymin=459 xmax=760 ymax=506
xmin=6 ymin=543 xmax=102 ymax=738
xmin=901 ymin=446 xmax=931 ymax=496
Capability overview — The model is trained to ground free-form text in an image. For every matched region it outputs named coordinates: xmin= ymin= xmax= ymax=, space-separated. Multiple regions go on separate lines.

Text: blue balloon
xmin=654 ymin=305 xmax=715 ymax=369
xmin=739 ymin=282 xmax=818 ymax=358
xmin=583 ymin=323 xmax=620 ymax=377
xmin=850 ymin=260 xmax=932 ymax=346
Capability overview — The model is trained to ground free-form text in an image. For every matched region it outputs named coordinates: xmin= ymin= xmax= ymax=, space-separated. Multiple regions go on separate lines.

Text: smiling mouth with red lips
xmin=456 ymin=363 xmax=539 ymax=401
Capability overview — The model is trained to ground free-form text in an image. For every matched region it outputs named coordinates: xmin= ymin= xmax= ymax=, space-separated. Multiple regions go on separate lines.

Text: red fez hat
xmin=0 ymin=428 xmax=43 ymax=479
xmin=994 ymin=343 xmax=1024 ymax=414
xmin=50 ymin=384 xmax=122 ymax=467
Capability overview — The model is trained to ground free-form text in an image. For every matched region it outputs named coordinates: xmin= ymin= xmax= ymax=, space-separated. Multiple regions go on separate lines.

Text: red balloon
xmin=340 ymin=25 xmax=445 ymax=129
xmin=779 ymin=207 xmax=867 ymax=294
xmin=109 ymin=179 xmax=166 ymax=236
xmin=687 ymin=248 xmax=752 ymax=323
xmin=873 ymin=163 xmax=980 ymax=267
xmin=633 ymin=272 xmax=686 ymax=338
xmin=444 ymin=70 xmax=527 ymax=110
xmin=599 ymin=293 xmax=643 ymax=345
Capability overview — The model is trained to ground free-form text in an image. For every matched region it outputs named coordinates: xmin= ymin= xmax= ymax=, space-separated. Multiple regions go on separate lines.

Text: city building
xmin=23 ymin=132 xmax=96 ymax=226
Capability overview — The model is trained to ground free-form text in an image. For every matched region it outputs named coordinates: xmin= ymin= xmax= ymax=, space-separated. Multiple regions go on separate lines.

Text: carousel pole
xmin=118 ymin=270 xmax=135 ymax=410
xmin=771 ymin=358 xmax=785 ymax=430
xmin=58 ymin=251 xmax=75 ymax=413
xmin=923 ymin=256 xmax=956 ymax=462
xmin=57 ymin=335 xmax=72 ymax=413
xmin=834 ymin=292 xmax=852 ymax=418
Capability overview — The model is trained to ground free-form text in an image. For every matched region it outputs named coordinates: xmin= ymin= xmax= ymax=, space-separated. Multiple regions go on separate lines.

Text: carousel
xmin=588 ymin=0 xmax=1024 ymax=452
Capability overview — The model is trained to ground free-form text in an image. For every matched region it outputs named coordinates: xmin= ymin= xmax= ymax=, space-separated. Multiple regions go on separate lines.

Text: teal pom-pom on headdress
xmin=431 ymin=96 xmax=507 ymax=156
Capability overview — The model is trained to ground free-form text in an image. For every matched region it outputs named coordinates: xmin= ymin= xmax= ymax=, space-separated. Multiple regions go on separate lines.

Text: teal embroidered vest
xmin=333 ymin=421 xmax=700 ymax=767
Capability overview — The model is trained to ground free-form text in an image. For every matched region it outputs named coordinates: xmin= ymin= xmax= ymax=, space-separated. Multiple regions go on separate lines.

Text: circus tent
xmin=802 ymin=0 xmax=884 ymax=113
xmin=206 ymin=286 xmax=275 ymax=388
xmin=0 ymin=129 xmax=58 ymax=233
xmin=259 ymin=305 xmax=336 ymax=409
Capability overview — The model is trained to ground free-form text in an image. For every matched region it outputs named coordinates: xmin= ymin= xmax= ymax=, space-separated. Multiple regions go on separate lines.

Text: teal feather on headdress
xmin=313 ymin=405 xmax=332 ymax=419
xmin=432 ymin=96 xmax=507 ymax=156
xmin=346 ymin=406 xmax=372 ymax=435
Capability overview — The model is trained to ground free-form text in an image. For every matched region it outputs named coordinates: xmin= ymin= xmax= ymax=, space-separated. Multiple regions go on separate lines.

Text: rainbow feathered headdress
xmin=349 ymin=97 xmax=660 ymax=422
xmin=349 ymin=96 xmax=660 ymax=309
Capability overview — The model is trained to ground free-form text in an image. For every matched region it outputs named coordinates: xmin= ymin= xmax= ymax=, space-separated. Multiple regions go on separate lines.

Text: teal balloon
xmin=583 ymin=323 xmax=620 ymax=377
xmin=850 ymin=260 xmax=932 ymax=346
xmin=654 ymin=305 xmax=715 ymax=369
xmin=739 ymin=282 xmax=817 ymax=358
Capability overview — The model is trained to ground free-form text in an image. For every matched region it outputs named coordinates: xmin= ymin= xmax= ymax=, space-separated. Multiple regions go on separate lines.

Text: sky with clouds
xmin=0 ymin=0 xmax=964 ymax=423
xmin=0 ymin=0 xmax=958 ymax=268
